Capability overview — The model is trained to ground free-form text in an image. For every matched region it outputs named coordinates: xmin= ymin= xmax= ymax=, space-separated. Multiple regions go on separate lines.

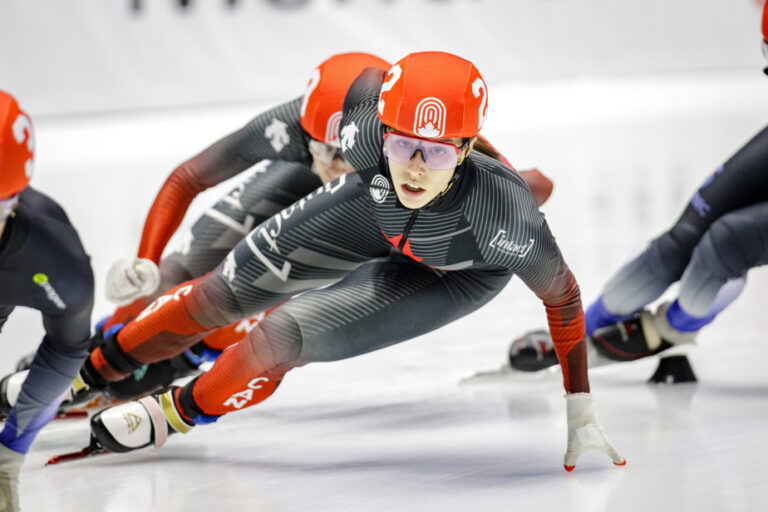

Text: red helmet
xmin=0 ymin=90 xmax=34 ymax=199
xmin=377 ymin=51 xmax=488 ymax=139
xmin=300 ymin=52 xmax=391 ymax=147
xmin=763 ymin=0 xmax=768 ymax=42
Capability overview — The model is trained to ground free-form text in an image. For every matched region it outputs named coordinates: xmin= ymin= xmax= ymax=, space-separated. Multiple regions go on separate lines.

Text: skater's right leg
xmin=89 ymin=319 xmax=295 ymax=453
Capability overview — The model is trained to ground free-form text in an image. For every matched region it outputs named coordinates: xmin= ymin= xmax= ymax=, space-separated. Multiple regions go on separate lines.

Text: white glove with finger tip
xmin=564 ymin=392 xmax=625 ymax=471
xmin=105 ymin=257 xmax=160 ymax=306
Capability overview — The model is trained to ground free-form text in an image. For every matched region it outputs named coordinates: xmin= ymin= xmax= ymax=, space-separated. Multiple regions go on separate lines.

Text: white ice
xmin=4 ymin=70 xmax=768 ymax=512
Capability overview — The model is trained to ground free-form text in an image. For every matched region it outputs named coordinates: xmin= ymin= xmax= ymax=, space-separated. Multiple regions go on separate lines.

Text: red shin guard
xmin=191 ymin=336 xmax=285 ymax=416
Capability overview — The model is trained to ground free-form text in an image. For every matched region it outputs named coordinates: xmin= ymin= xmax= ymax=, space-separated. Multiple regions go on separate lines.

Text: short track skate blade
xmin=46 ymin=442 xmax=108 ymax=466
xmin=460 ymin=365 xmax=560 ymax=385
xmin=55 ymin=409 xmax=89 ymax=419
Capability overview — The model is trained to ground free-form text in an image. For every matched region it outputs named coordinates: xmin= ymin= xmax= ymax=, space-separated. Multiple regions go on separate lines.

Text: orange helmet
xmin=0 ymin=90 xmax=34 ymax=199
xmin=763 ymin=0 xmax=768 ymax=42
xmin=300 ymin=52 xmax=391 ymax=147
xmin=377 ymin=51 xmax=488 ymax=139
xmin=761 ymin=1 xmax=768 ymax=71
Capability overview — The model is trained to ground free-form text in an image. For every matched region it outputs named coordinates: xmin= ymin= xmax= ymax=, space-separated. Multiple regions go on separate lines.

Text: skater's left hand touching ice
xmin=564 ymin=393 xmax=625 ymax=471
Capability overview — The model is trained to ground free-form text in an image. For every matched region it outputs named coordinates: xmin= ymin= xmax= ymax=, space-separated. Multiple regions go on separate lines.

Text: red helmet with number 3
xmin=300 ymin=52 xmax=391 ymax=147
xmin=0 ymin=90 xmax=34 ymax=199
xmin=377 ymin=51 xmax=488 ymax=139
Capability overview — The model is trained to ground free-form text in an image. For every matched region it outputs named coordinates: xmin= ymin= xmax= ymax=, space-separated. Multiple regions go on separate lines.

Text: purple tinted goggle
xmin=0 ymin=194 xmax=19 ymax=221
xmin=383 ymin=132 xmax=467 ymax=170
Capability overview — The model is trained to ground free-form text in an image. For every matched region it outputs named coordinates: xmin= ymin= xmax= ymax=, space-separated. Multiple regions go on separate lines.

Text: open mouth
xmin=401 ymin=183 xmax=425 ymax=197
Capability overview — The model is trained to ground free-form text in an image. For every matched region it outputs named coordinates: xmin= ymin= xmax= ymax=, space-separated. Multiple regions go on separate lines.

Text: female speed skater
xmin=63 ymin=51 xmax=622 ymax=472
xmin=0 ymin=52 xmax=553 ymax=407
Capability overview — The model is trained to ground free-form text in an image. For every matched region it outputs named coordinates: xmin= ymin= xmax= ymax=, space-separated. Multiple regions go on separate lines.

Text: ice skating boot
xmin=1 ymin=357 xmax=105 ymax=416
xmin=507 ymin=321 xmax=659 ymax=373
xmin=0 ymin=371 xmax=29 ymax=417
xmin=508 ymin=329 xmax=559 ymax=372
xmin=89 ymin=387 xmax=194 ymax=453
xmin=590 ymin=311 xmax=674 ymax=361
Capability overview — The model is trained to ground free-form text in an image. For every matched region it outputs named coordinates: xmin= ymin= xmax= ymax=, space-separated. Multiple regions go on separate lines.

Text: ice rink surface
xmin=4 ymin=70 xmax=768 ymax=511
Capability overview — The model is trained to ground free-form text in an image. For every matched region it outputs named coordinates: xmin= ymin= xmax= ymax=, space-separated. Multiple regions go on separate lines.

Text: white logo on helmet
xmin=325 ymin=111 xmax=343 ymax=146
xmin=414 ymin=97 xmax=446 ymax=138
xmin=370 ymin=174 xmax=390 ymax=204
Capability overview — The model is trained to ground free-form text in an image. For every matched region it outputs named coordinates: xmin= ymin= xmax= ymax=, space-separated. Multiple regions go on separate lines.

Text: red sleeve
xmin=136 ymin=164 xmax=209 ymax=263
xmin=540 ymin=268 xmax=589 ymax=394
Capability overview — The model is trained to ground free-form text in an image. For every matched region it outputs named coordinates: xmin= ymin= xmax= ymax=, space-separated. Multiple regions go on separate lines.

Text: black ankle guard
xmin=82 ymin=357 xmax=108 ymax=388
xmin=177 ymin=377 xmax=207 ymax=420
xmin=101 ymin=335 xmax=144 ymax=374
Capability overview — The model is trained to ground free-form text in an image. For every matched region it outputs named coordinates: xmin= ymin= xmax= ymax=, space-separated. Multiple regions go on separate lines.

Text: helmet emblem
xmin=413 ymin=97 xmax=446 ymax=138
xmin=325 ymin=111 xmax=343 ymax=146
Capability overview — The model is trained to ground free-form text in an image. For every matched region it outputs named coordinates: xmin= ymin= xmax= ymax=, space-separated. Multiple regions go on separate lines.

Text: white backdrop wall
xmin=1 ymin=0 xmax=765 ymax=117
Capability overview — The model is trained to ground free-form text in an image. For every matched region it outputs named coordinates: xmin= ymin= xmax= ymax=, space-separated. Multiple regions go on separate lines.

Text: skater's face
xmin=309 ymin=139 xmax=355 ymax=184
xmin=384 ymin=130 xmax=474 ymax=209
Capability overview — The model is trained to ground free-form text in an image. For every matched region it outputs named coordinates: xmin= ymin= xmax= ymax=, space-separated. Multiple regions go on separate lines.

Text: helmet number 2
xmin=377 ymin=64 xmax=402 ymax=115
xmin=471 ymin=78 xmax=487 ymax=130
xmin=12 ymin=113 xmax=35 ymax=178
